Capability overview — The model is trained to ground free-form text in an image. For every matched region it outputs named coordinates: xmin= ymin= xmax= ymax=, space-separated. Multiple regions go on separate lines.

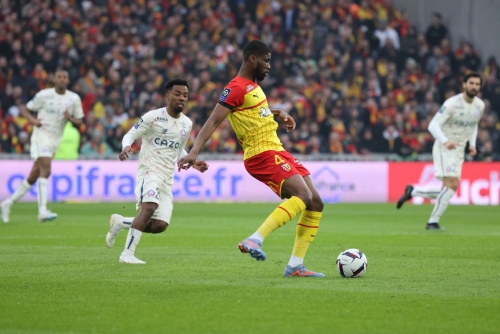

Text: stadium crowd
xmin=1 ymin=0 xmax=500 ymax=161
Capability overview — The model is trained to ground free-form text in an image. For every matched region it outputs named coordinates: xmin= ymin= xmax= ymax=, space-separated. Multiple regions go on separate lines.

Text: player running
xmin=1 ymin=70 xmax=83 ymax=223
xmin=178 ymin=40 xmax=325 ymax=277
xmin=106 ymin=79 xmax=208 ymax=264
xmin=396 ymin=72 xmax=484 ymax=230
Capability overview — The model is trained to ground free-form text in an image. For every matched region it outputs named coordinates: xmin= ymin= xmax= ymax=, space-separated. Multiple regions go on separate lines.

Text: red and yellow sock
xmin=256 ymin=196 xmax=306 ymax=238
xmin=292 ymin=210 xmax=322 ymax=259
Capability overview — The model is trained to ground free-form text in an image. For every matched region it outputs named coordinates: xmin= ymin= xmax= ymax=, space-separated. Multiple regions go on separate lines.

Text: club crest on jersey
xmin=134 ymin=118 xmax=144 ymax=129
xmin=260 ymin=107 xmax=272 ymax=117
xmin=147 ymin=190 xmax=156 ymax=197
xmin=219 ymin=88 xmax=231 ymax=102
xmin=281 ymin=163 xmax=291 ymax=172
xmin=180 ymin=129 xmax=186 ymax=138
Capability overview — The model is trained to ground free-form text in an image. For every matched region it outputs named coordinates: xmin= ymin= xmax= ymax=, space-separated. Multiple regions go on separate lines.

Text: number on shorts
xmin=274 ymin=155 xmax=285 ymax=165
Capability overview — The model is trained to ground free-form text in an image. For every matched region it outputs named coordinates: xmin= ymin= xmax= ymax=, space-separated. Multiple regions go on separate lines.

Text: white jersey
xmin=123 ymin=107 xmax=192 ymax=189
xmin=26 ymin=88 xmax=84 ymax=145
xmin=433 ymin=93 xmax=485 ymax=147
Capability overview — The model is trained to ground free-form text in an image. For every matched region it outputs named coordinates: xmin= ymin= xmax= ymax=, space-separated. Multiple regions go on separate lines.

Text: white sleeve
xmin=428 ymin=100 xmax=454 ymax=143
xmin=469 ymin=124 xmax=478 ymax=147
xmin=428 ymin=113 xmax=449 ymax=144
xmin=178 ymin=149 xmax=188 ymax=160
xmin=121 ymin=113 xmax=153 ymax=150
xmin=71 ymin=95 xmax=84 ymax=119
xmin=26 ymin=91 xmax=45 ymax=111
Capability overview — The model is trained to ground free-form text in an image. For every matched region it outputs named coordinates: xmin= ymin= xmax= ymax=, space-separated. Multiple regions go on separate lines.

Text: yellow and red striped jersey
xmin=218 ymin=76 xmax=283 ymax=160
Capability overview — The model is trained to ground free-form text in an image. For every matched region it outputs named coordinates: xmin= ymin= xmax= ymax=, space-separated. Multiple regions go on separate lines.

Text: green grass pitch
xmin=0 ymin=202 xmax=499 ymax=334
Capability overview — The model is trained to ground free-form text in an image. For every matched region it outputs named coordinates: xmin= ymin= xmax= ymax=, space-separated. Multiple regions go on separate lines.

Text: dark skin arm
xmin=177 ymin=103 xmax=231 ymax=170
xmin=177 ymin=105 xmax=296 ymax=171
xmin=64 ymin=109 xmax=83 ymax=127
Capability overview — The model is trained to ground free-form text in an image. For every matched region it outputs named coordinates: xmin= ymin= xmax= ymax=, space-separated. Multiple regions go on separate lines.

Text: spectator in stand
xmin=0 ymin=0 xmax=499 ymax=161
xmin=80 ymin=129 xmax=113 ymax=156
xmin=425 ymin=13 xmax=448 ymax=48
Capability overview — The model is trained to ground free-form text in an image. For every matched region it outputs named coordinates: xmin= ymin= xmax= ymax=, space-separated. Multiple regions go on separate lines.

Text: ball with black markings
xmin=336 ymin=248 xmax=368 ymax=278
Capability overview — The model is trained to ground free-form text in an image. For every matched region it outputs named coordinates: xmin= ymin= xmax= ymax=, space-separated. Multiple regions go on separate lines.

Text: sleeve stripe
xmin=218 ymin=101 xmax=234 ymax=110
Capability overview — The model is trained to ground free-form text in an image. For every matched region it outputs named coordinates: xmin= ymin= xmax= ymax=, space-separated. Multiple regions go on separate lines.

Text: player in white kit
xmin=1 ymin=70 xmax=84 ymax=223
xmin=105 ymin=79 xmax=208 ymax=264
xmin=397 ymin=73 xmax=484 ymax=230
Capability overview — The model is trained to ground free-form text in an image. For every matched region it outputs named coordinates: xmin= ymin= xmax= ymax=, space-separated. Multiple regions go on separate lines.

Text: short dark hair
xmin=243 ymin=40 xmax=271 ymax=61
xmin=165 ymin=79 xmax=189 ymax=92
xmin=463 ymin=72 xmax=482 ymax=85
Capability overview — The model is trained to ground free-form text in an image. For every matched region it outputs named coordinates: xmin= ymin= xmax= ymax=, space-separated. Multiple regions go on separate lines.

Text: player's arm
xmin=23 ymin=93 xmax=43 ymax=127
xmin=428 ymin=102 xmax=457 ymax=149
xmin=468 ymin=124 xmax=478 ymax=156
xmin=271 ymin=109 xmax=296 ymax=132
xmin=177 ymin=137 xmax=209 ymax=173
xmin=177 ymin=104 xmax=231 ymax=170
xmin=120 ymin=115 xmax=152 ymax=161
xmin=64 ymin=97 xmax=84 ymax=127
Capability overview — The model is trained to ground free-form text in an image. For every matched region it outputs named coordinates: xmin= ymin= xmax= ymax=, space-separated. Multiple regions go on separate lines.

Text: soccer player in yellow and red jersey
xmin=178 ymin=40 xmax=325 ymax=277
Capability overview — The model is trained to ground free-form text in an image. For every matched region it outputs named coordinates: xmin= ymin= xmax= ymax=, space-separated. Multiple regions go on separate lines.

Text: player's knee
xmin=296 ymin=190 xmax=313 ymax=207
xmin=450 ymin=179 xmax=460 ymax=191
xmin=152 ymin=220 xmax=168 ymax=234
xmin=309 ymin=194 xmax=324 ymax=212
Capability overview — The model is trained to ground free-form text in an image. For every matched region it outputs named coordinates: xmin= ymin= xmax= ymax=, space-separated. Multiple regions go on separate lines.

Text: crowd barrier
xmin=0 ymin=160 xmax=498 ymax=205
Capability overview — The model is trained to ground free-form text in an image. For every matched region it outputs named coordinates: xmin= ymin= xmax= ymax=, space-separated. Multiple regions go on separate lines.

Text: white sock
xmin=9 ymin=179 xmax=32 ymax=203
xmin=429 ymin=187 xmax=455 ymax=223
xmin=123 ymin=228 xmax=142 ymax=255
xmin=37 ymin=178 xmax=48 ymax=214
xmin=121 ymin=217 xmax=134 ymax=229
xmin=411 ymin=186 xmax=441 ymax=199
xmin=288 ymin=255 xmax=304 ymax=268
xmin=249 ymin=231 xmax=264 ymax=243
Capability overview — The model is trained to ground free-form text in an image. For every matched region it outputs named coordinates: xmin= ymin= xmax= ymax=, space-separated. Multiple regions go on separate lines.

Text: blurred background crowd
xmin=1 ymin=0 xmax=500 ymax=161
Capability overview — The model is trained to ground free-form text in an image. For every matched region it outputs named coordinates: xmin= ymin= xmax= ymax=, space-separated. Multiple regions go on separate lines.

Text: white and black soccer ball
xmin=336 ymin=248 xmax=368 ymax=278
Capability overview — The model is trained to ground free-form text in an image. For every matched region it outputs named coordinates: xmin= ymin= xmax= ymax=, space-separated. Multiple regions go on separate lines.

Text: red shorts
xmin=244 ymin=150 xmax=310 ymax=198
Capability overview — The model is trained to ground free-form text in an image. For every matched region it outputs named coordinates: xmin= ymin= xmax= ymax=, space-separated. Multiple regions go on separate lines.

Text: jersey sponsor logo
xmin=453 ymin=120 xmax=477 ymax=128
xmin=162 ymin=128 xmax=168 ymax=134
xmin=246 ymin=84 xmax=254 ymax=92
xmin=154 ymin=138 xmax=181 ymax=148
xmin=219 ymin=88 xmax=231 ymax=102
xmin=134 ymin=118 xmax=144 ymax=129
xmin=260 ymin=107 xmax=272 ymax=117
xmin=157 ymin=117 xmax=168 ymax=122
xmin=281 ymin=163 xmax=291 ymax=172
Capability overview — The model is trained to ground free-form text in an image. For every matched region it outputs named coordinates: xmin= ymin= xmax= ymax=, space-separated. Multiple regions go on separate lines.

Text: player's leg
xmin=120 ymin=202 xmax=157 ymax=264
xmin=239 ymin=173 xmax=310 ymax=261
xmin=425 ymin=147 xmax=462 ymax=230
xmin=37 ymin=157 xmax=58 ymax=222
xmin=106 ymin=214 xmax=134 ymax=248
xmin=1 ymin=161 xmax=40 ymax=223
xmin=396 ymin=184 xmax=442 ymax=209
xmin=427 ymin=177 xmax=459 ymax=230
xmin=284 ymin=175 xmax=325 ymax=277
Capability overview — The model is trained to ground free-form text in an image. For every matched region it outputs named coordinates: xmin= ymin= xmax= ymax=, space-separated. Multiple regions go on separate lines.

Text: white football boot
xmin=106 ymin=214 xmax=125 ymax=248
xmin=38 ymin=210 xmax=58 ymax=222
xmin=1 ymin=200 xmax=12 ymax=223
xmin=119 ymin=252 xmax=146 ymax=264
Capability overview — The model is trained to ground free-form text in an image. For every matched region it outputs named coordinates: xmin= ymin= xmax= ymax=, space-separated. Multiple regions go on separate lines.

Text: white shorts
xmin=135 ymin=176 xmax=173 ymax=223
xmin=432 ymin=144 xmax=464 ymax=180
xmin=30 ymin=135 xmax=58 ymax=160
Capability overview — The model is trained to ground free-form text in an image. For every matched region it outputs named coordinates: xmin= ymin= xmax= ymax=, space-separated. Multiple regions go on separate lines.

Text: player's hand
xmin=178 ymin=152 xmax=198 ymax=171
xmin=469 ymin=146 xmax=477 ymax=156
xmin=64 ymin=110 xmax=71 ymax=120
xmin=272 ymin=109 xmax=296 ymax=132
xmin=31 ymin=118 xmax=42 ymax=127
xmin=193 ymin=160 xmax=209 ymax=173
xmin=444 ymin=141 xmax=458 ymax=150
xmin=119 ymin=146 xmax=133 ymax=161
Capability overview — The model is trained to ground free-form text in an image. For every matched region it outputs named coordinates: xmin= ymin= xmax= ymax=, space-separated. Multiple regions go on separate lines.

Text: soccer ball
xmin=336 ymin=248 xmax=368 ymax=278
